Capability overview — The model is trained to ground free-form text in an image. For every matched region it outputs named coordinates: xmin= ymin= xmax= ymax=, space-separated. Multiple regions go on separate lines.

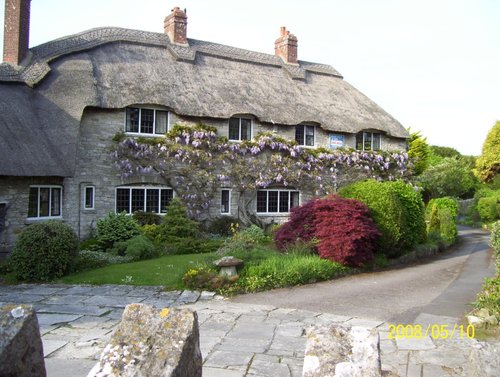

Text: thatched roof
xmin=0 ymin=27 xmax=408 ymax=177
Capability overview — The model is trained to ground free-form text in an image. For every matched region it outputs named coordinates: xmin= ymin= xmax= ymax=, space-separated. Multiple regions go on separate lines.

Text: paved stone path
xmin=1 ymin=284 xmax=498 ymax=376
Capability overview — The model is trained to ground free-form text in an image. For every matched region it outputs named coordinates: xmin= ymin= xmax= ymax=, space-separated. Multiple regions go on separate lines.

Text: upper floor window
xmin=356 ymin=131 xmax=381 ymax=151
xmin=28 ymin=186 xmax=62 ymax=219
xmin=116 ymin=186 xmax=173 ymax=214
xmin=229 ymin=117 xmax=252 ymax=141
xmin=126 ymin=107 xmax=169 ymax=135
xmin=256 ymin=189 xmax=300 ymax=214
xmin=295 ymin=125 xmax=315 ymax=147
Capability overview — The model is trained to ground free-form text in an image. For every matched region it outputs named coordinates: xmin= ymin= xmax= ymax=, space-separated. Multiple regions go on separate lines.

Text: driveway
xmin=232 ymin=227 xmax=496 ymax=324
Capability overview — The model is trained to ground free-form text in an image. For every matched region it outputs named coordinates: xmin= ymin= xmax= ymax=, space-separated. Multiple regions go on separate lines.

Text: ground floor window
xmin=221 ymin=189 xmax=231 ymax=214
xmin=28 ymin=186 xmax=62 ymax=218
xmin=256 ymin=190 xmax=300 ymax=213
xmin=356 ymin=131 xmax=381 ymax=151
xmin=84 ymin=186 xmax=95 ymax=210
xmin=116 ymin=187 xmax=173 ymax=214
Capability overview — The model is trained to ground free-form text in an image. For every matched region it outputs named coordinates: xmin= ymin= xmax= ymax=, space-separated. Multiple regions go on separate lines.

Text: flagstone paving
xmin=1 ymin=284 xmax=498 ymax=376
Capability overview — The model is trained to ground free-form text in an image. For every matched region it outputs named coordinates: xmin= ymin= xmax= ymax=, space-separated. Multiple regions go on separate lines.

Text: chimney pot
xmin=275 ymin=26 xmax=298 ymax=64
xmin=164 ymin=6 xmax=188 ymax=45
xmin=3 ymin=0 xmax=31 ymax=65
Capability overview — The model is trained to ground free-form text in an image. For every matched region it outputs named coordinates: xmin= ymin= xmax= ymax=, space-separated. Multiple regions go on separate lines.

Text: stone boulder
xmin=302 ymin=325 xmax=381 ymax=377
xmin=88 ymin=304 xmax=202 ymax=377
xmin=0 ymin=304 xmax=46 ymax=377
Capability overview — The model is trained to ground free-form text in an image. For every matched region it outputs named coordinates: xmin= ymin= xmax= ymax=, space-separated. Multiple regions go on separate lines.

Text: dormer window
xmin=356 ymin=131 xmax=381 ymax=151
xmin=229 ymin=117 xmax=252 ymax=141
xmin=295 ymin=125 xmax=315 ymax=147
xmin=125 ymin=107 xmax=169 ymax=135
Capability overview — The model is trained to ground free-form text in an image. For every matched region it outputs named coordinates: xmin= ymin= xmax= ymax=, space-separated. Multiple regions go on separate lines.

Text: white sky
xmin=1 ymin=0 xmax=499 ymax=156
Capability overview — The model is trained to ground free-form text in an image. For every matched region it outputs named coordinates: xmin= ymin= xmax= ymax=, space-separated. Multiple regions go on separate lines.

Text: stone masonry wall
xmin=1 ymin=106 xmax=407 ymax=253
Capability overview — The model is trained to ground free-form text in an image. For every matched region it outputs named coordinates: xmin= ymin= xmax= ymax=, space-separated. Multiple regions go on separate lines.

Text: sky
xmin=1 ymin=0 xmax=499 ymax=156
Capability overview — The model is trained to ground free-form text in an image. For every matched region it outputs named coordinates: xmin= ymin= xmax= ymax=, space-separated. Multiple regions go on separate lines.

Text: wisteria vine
xmin=111 ymin=124 xmax=413 ymax=219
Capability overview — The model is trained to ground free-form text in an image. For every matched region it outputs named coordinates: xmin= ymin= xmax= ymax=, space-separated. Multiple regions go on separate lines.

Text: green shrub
xmin=439 ymin=208 xmax=458 ymax=246
xmin=182 ymin=266 xmax=235 ymax=291
xmin=79 ymin=237 xmax=100 ymax=251
xmin=140 ymin=224 xmax=161 ymax=243
xmin=477 ymin=197 xmax=499 ymax=223
xmin=217 ymin=225 xmax=270 ymax=256
xmin=164 ymin=237 xmax=222 ymax=255
xmin=426 ymin=197 xmax=459 ymax=219
xmin=158 ymin=198 xmax=199 ymax=241
xmin=426 ymin=201 xmax=458 ymax=247
xmin=111 ymin=235 xmax=160 ymax=261
xmin=237 ymin=254 xmax=348 ymax=292
xmin=96 ymin=212 xmax=140 ymax=251
xmin=9 ymin=221 xmax=79 ymax=281
xmin=133 ymin=211 xmax=162 ymax=225
xmin=474 ymin=276 xmax=499 ymax=318
xmin=339 ymin=180 xmax=406 ymax=257
xmin=386 ymin=181 xmax=427 ymax=250
xmin=206 ymin=216 xmax=241 ymax=236
xmin=72 ymin=250 xmax=134 ymax=272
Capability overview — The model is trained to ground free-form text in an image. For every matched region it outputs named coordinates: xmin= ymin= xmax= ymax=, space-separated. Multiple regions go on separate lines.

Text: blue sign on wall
xmin=329 ymin=134 xmax=344 ymax=149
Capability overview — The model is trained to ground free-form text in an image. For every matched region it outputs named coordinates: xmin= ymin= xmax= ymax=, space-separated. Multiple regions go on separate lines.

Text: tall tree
xmin=407 ymin=129 xmax=430 ymax=175
xmin=474 ymin=121 xmax=500 ymax=182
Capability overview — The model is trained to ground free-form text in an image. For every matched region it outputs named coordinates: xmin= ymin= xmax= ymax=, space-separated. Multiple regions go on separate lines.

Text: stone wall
xmin=0 ymin=176 xmax=64 ymax=258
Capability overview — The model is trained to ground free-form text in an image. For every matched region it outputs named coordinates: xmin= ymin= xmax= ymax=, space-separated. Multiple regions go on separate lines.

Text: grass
xmin=59 ymin=253 xmax=216 ymax=289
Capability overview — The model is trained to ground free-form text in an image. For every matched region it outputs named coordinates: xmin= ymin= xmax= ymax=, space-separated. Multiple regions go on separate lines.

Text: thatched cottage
xmin=0 ymin=1 xmax=409 ymax=256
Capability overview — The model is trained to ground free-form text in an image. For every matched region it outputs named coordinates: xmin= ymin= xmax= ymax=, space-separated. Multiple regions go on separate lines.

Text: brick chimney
xmin=275 ymin=26 xmax=298 ymax=64
xmin=3 ymin=0 xmax=31 ymax=65
xmin=164 ymin=7 xmax=188 ymax=45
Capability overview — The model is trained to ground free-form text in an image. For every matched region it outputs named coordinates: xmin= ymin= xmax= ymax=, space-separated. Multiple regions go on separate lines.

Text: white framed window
xmin=229 ymin=117 xmax=252 ymax=141
xmin=256 ymin=189 xmax=300 ymax=214
xmin=295 ymin=125 xmax=315 ymax=147
xmin=84 ymin=186 xmax=95 ymax=210
xmin=125 ymin=107 xmax=169 ymax=135
xmin=116 ymin=186 xmax=174 ymax=214
xmin=220 ymin=189 xmax=231 ymax=215
xmin=28 ymin=186 xmax=62 ymax=219
xmin=356 ymin=131 xmax=381 ymax=151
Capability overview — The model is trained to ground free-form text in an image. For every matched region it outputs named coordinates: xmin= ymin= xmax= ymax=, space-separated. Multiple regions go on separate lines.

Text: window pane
xmin=28 ymin=188 xmax=38 ymax=217
xmin=131 ymin=189 xmax=145 ymax=213
xmin=290 ymin=192 xmax=300 ymax=209
xmin=229 ymin=118 xmax=240 ymax=140
xmin=240 ymin=118 xmax=251 ymax=140
xmin=39 ymin=188 xmax=50 ymax=217
xmin=268 ymin=191 xmax=278 ymax=212
xmin=256 ymin=191 xmax=267 ymax=213
xmin=140 ymin=109 xmax=154 ymax=134
xmin=364 ymin=132 xmax=372 ymax=151
xmin=373 ymin=133 xmax=381 ymax=151
xmin=145 ymin=189 xmax=159 ymax=213
xmin=356 ymin=132 xmax=363 ymax=150
xmin=51 ymin=188 xmax=61 ymax=216
xmin=279 ymin=191 xmax=289 ymax=212
xmin=126 ymin=108 xmax=139 ymax=132
xmin=295 ymin=125 xmax=305 ymax=145
xmin=116 ymin=188 xmax=130 ymax=213
xmin=221 ymin=190 xmax=230 ymax=213
xmin=85 ymin=187 xmax=94 ymax=209
xmin=160 ymin=189 xmax=173 ymax=213
xmin=305 ymin=126 xmax=315 ymax=146
xmin=155 ymin=111 xmax=168 ymax=134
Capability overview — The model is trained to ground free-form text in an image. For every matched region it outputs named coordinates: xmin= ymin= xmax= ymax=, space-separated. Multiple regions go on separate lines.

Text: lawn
xmin=59 ymin=253 xmax=216 ymax=289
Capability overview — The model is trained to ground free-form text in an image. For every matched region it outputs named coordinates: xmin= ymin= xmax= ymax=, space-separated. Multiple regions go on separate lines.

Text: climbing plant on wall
xmin=111 ymin=124 xmax=413 ymax=222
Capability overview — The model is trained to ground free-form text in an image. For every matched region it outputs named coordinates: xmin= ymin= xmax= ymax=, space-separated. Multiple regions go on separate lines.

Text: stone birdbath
xmin=213 ymin=256 xmax=244 ymax=277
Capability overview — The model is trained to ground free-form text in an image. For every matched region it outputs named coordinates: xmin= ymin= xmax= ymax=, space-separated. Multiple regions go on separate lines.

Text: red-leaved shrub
xmin=274 ymin=195 xmax=380 ymax=267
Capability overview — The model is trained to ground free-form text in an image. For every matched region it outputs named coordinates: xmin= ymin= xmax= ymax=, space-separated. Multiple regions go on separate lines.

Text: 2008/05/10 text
xmin=388 ymin=324 xmax=475 ymax=340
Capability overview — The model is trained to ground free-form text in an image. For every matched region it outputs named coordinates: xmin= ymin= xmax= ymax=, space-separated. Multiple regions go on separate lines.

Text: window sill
xmin=125 ymin=132 xmax=166 ymax=137
xmin=25 ymin=216 xmax=63 ymax=224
